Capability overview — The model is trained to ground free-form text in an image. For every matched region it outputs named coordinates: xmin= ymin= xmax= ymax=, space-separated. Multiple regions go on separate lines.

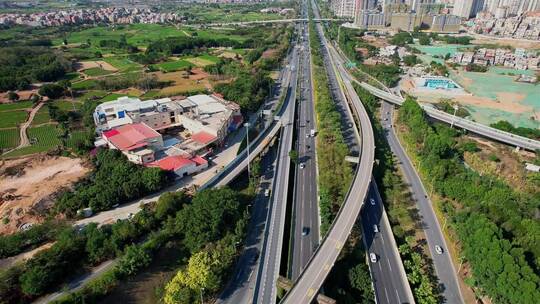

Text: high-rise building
xmin=483 ymin=0 xmax=539 ymax=16
xmin=331 ymin=0 xmax=357 ymax=17
xmin=453 ymin=0 xmax=484 ymax=18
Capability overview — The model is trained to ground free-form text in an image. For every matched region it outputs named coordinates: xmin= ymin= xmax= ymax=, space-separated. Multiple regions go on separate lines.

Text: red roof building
xmin=148 ymin=155 xmax=209 ymax=177
xmin=103 ymin=123 xmax=163 ymax=151
xmin=191 ymin=131 xmax=217 ymax=145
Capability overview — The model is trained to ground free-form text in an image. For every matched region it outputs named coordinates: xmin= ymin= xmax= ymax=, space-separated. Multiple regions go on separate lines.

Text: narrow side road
xmin=381 ymin=101 xmax=464 ymax=304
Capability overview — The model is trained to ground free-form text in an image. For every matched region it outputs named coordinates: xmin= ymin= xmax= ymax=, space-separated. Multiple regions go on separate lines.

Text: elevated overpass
xmin=359 ymin=82 xmax=540 ymax=151
xmin=280 ymin=2 xmax=377 ymax=303
xmin=191 ymin=18 xmax=343 ymax=27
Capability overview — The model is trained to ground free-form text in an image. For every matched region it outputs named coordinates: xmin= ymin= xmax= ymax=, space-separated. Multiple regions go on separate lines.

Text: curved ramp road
xmin=281 ymin=1 xmax=376 ymax=302
xmin=359 ymin=82 xmax=540 ymax=151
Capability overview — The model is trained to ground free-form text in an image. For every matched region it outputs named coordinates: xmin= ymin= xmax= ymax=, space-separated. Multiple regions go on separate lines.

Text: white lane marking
xmin=384 ymin=287 xmax=390 ymax=303
xmin=386 ymin=257 xmax=393 ymax=272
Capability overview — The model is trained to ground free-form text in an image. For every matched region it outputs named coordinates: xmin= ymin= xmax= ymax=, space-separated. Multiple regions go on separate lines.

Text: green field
xmin=103 ymin=57 xmax=141 ymax=72
xmin=100 ymin=93 xmax=137 ymax=102
xmin=31 ymin=107 xmax=51 ymax=126
xmin=2 ymin=125 xmax=61 ymax=157
xmin=153 ymin=60 xmax=194 ymax=72
xmin=72 ymin=79 xmax=99 ymax=90
xmin=77 ymin=90 xmax=108 ymax=101
xmin=54 ymin=24 xmax=248 ymax=49
xmin=54 ymin=100 xmax=82 ymax=111
xmin=0 ymin=101 xmax=33 ymax=111
xmin=0 ymin=128 xmax=19 ymax=149
xmin=83 ymin=67 xmax=114 ymax=77
xmin=0 ymin=110 xmax=28 ymax=128
xmin=66 ymin=130 xmax=88 ymax=149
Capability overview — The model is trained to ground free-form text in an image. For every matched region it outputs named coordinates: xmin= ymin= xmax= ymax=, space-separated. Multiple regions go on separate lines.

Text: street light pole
xmin=450 ymin=104 xmax=458 ymax=128
xmin=245 ymin=123 xmax=251 ymax=178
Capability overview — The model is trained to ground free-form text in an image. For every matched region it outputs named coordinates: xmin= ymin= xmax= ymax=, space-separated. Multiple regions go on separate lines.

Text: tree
xmin=348 ymin=263 xmax=374 ymax=299
xmin=7 ymin=91 xmax=19 ymax=101
xmin=419 ymin=35 xmax=431 ymax=45
xmin=116 ymin=245 xmax=151 ymax=277
xmin=403 ymin=55 xmax=419 ymax=66
xmin=155 ymin=191 xmax=188 ymax=220
xmin=176 ymin=188 xmax=241 ymax=253
xmin=289 ymin=150 xmax=299 ymax=164
xmin=164 ymin=250 xmax=222 ymax=304
xmin=38 ymin=83 xmax=64 ymax=99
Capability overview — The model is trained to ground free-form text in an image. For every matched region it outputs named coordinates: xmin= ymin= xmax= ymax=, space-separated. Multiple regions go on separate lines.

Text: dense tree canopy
xmin=0 ymin=47 xmax=70 ymax=92
xmin=56 ymin=149 xmax=171 ymax=216
xmin=397 ymin=97 xmax=540 ymax=302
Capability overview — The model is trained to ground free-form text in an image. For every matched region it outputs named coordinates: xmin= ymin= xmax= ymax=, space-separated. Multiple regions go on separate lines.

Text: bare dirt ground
xmin=0 ymin=156 xmax=90 ymax=235
xmin=0 ymin=90 xmax=38 ymax=103
xmin=471 ymin=36 xmax=540 ymax=49
xmin=152 ymin=68 xmax=212 ymax=95
xmin=463 ymin=136 xmax=539 ymax=194
xmin=75 ymin=61 xmax=118 ymax=72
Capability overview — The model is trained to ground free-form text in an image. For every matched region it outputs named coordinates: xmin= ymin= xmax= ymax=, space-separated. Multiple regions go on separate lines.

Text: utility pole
xmin=245 ymin=122 xmax=251 ymax=178
xmin=450 ymin=104 xmax=458 ymax=128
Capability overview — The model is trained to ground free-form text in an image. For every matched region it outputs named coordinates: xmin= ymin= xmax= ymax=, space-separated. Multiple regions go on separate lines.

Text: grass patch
xmin=83 ymin=67 xmax=114 ymax=77
xmin=77 ymin=90 xmax=108 ymax=101
xmin=103 ymin=57 xmax=142 ymax=72
xmin=2 ymin=125 xmax=61 ymax=157
xmin=0 ymin=110 xmax=28 ymax=128
xmin=140 ymin=90 xmax=161 ymax=100
xmin=54 ymin=100 xmax=82 ymax=111
xmin=0 ymin=128 xmax=19 ymax=149
xmin=72 ymin=79 xmax=99 ymax=90
xmin=0 ymin=101 xmax=33 ymax=112
xmin=185 ymin=54 xmax=220 ymax=67
xmin=152 ymin=60 xmax=194 ymax=72
xmin=31 ymin=107 xmax=52 ymax=125
xmin=100 ymin=93 xmax=137 ymax=102
xmin=66 ymin=130 xmax=88 ymax=149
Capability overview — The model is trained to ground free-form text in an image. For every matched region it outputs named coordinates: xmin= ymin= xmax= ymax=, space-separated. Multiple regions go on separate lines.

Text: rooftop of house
xmin=103 ymin=122 xmax=161 ymax=151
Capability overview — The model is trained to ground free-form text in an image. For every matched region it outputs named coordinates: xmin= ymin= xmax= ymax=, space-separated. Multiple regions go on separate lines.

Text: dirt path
xmin=17 ymin=101 xmax=44 ymax=148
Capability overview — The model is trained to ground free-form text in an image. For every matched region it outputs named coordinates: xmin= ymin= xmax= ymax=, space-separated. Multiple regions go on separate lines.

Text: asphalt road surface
xmin=252 ymin=34 xmax=301 ymax=304
xmin=381 ymin=102 xmax=464 ymax=304
xmin=290 ymin=22 xmax=319 ymax=280
xmin=280 ymin=0 xmax=375 ymax=302
xmin=216 ymin=143 xmax=278 ymax=304
xmin=361 ymin=182 xmax=414 ymax=304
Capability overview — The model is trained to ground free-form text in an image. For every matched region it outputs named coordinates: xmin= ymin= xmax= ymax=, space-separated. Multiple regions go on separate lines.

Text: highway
xmin=290 ymin=19 xmax=319 ymax=280
xmin=381 ymin=102 xmax=464 ymax=303
xmin=359 ymin=82 xmax=540 ymax=151
xmin=361 ymin=181 xmax=415 ymax=304
xmin=280 ymin=0 xmax=376 ymax=302
xmin=252 ymin=30 xmax=300 ymax=304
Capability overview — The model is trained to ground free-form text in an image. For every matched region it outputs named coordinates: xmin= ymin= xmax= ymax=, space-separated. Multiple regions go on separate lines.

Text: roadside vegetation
xmin=308 ymin=9 xmax=353 ymax=236
xmin=396 ymin=97 xmax=540 ymax=303
xmin=0 ymin=187 xmax=251 ymax=304
xmin=490 ymin=120 xmax=540 ymax=140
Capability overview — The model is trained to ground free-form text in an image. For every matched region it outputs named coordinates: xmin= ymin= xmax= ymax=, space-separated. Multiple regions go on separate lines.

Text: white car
xmin=370 ymin=198 xmax=376 ymax=205
xmin=369 ymin=253 xmax=377 ymax=263
xmin=299 ymin=163 xmax=305 ymax=169
xmin=435 ymin=245 xmax=444 ymax=255
xmin=264 ymin=189 xmax=270 ymax=197
xmin=373 ymin=224 xmax=379 ymax=233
